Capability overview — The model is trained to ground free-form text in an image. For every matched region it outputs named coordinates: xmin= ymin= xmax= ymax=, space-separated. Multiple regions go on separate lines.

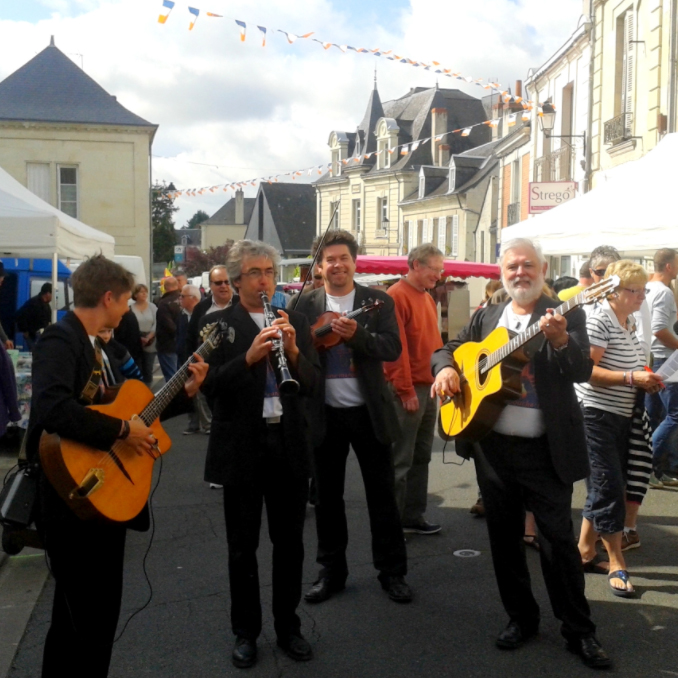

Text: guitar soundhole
xmin=477 ymin=353 xmax=490 ymax=387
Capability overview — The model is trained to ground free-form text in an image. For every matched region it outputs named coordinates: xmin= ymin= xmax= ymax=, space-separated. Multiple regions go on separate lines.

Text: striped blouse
xmin=575 ymin=301 xmax=646 ymax=417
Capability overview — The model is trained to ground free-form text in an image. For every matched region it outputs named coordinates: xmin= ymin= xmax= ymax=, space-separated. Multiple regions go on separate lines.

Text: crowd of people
xmin=16 ymin=233 xmax=678 ymax=676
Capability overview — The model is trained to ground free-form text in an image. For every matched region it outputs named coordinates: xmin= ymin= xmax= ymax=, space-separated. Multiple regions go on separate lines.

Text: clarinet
xmin=260 ymin=292 xmax=300 ymax=395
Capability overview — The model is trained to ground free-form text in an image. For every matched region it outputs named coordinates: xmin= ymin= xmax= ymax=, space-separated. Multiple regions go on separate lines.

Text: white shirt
xmin=249 ymin=312 xmax=283 ymax=419
xmin=492 ymin=305 xmax=546 ymax=438
xmin=324 ymin=289 xmax=364 ymax=408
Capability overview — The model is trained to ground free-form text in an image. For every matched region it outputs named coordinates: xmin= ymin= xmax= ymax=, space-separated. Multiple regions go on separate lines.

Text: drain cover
xmin=453 ymin=549 xmax=481 ymax=558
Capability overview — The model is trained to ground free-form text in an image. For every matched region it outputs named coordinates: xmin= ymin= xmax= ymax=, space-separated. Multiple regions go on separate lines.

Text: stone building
xmin=0 ymin=38 xmax=157 ymax=273
xmin=315 ymin=84 xmax=490 ymax=256
xmin=201 ymin=189 xmax=255 ymax=249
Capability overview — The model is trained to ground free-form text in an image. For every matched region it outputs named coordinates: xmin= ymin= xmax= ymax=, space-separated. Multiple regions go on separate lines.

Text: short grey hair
xmin=408 ymin=243 xmax=444 ymax=269
xmin=182 ymin=284 xmax=201 ymax=300
xmin=499 ymin=238 xmax=545 ymax=267
xmin=208 ymin=264 xmax=228 ymax=283
xmin=226 ymin=240 xmax=281 ymax=283
xmin=589 ymin=245 xmax=620 ymax=271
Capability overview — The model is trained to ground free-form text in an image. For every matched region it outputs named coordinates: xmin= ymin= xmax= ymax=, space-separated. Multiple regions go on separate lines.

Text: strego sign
xmin=528 ymin=181 xmax=577 ymax=213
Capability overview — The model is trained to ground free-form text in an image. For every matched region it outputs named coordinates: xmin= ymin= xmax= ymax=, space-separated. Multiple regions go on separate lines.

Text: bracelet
xmin=117 ymin=420 xmax=130 ymax=440
xmin=629 ymin=371 xmax=635 ymax=386
xmin=623 ymin=372 xmax=627 ymax=385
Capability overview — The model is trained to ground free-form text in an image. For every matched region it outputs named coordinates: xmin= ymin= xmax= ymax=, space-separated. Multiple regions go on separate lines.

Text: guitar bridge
xmin=69 ymin=469 xmax=104 ymax=499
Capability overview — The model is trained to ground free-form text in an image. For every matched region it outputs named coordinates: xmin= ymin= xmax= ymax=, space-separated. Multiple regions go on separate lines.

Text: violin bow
xmin=288 ymin=202 xmax=339 ymax=311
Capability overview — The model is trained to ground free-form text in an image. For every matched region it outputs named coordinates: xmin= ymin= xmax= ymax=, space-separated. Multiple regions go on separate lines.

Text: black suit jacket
xmin=201 ymin=303 xmax=321 ymax=486
xmin=294 ymin=284 xmax=402 ymax=446
xmin=431 ymin=294 xmax=593 ymax=485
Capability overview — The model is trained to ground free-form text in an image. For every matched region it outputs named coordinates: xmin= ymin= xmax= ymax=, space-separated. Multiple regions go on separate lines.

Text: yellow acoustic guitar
xmin=39 ymin=321 xmax=226 ymax=523
xmin=438 ymin=277 xmax=619 ymax=443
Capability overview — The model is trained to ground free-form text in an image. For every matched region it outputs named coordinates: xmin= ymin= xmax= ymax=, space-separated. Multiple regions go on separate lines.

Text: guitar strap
xmin=79 ymin=338 xmax=105 ymax=405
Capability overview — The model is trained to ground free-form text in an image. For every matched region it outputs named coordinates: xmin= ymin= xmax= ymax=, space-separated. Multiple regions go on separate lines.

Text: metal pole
xmin=51 ymin=251 xmax=58 ymax=324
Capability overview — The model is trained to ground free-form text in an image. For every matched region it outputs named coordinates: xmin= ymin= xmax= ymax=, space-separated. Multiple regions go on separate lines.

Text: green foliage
xmin=152 ymin=181 xmax=179 ymax=264
xmin=183 ymin=210 xmax=210 ymax=230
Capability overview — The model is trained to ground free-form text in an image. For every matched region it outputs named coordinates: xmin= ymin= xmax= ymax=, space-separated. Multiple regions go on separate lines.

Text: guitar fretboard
xmin=481 ymin=292 xmax=584 ymax=374
xmin=139 ymin=328 xmax=216 ymax=425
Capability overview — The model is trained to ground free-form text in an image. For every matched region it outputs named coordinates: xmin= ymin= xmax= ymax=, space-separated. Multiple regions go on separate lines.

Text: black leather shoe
xmin=567 ymin=636 xmax=612 ymax=669
xmin=277 ymin=633 xmax=313 ymax=661
xmin=496 ymin=620 xmax=539 ymax=650
xmin=379 ymin=575 xmax=413 ymax=603
xmin=304 ymin=577 xmax=345 ymax=604
xmin=232 ymin=636 xmax=257 ymax=669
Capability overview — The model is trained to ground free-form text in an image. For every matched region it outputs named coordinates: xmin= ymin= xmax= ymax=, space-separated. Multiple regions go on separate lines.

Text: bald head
xmin=164 ymin=277 xmax=179 ymax=292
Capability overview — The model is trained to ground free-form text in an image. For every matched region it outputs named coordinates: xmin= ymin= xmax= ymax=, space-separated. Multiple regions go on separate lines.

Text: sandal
xmin=582 ymin=553 xmax=610 ymax=575
xmin=608 ymin=569 xmax=635 ymax=598
xmin=523 ymin=535 xmax=540 ymax=551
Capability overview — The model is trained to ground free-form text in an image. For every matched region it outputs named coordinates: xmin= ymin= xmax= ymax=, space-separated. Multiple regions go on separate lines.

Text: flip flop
xmin=582 ymin=553 xmax=610 ymax=575
xmin=608 ymin=569 xmax=635 ymax=598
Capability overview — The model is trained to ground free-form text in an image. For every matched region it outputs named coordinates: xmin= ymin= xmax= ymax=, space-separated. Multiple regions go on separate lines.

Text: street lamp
xmin=538 ymin=102 xmax=586 ymax=157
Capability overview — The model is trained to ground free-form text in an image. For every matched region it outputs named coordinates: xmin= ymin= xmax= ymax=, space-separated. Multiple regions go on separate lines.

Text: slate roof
xmin=260 ymin=183 xmax=316 ymax=255
xmin=203 ymin=197 xmax=256 ymax=226
xmin=0 ymin=42 xmax=156 ymax=128
xmin=318 ymin=86 xmax=490 ymax=183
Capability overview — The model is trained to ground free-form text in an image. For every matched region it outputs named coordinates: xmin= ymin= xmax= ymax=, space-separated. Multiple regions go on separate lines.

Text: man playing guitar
xmin=431 ymin=237 xmax=611 ymax=669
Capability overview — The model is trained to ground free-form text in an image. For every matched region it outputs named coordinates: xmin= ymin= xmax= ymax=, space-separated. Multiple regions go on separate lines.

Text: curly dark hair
xmin=311 ymin=229 xmax=358 ymax=262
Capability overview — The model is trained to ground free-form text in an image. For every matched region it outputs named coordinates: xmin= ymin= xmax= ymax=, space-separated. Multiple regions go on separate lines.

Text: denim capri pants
xmin=582 ymin=407 xmax=632 ymax=534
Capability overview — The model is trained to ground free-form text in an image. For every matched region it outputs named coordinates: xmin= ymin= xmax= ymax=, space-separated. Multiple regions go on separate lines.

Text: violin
xmin=312 ymin=300 xmax=384 ymax=350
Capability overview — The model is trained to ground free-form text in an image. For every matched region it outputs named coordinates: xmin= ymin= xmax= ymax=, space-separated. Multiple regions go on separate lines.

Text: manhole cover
xmin=453 ymin=549 xmax=481 ymax=558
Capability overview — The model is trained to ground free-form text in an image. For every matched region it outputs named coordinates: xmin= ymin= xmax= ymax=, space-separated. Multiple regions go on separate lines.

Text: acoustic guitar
xmin=39 ymin=321 xmax=226 ymax=523
xmin=438 ymin=277 xmax=619 ymax=443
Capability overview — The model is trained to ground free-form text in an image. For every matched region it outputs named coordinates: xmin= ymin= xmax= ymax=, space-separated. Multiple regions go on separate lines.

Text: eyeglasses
xmin=620 ymin=287 xmax=649 ymax=296
xmin=421 ymin=262 xmax=446 ymax=275
xmin=242 ymin=268 xmax=276 ymax=280
xmin=591 ymin=268 xmax=607 ymax=277
xmin=211 ymin=280 xmax=230 ymax=286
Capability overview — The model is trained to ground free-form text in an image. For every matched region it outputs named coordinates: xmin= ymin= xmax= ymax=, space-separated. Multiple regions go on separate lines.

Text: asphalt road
xmin=4 ymin=413 xmax=678 ymax=678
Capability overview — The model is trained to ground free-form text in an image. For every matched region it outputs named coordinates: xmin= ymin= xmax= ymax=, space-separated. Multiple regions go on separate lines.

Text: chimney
xmin=50 ymin=35 xmax=55 ymax=46
xmin=431 ymin=108 xmax=448 ymax=166
xmin=235 ymin=189 xmax=245 ymax=224
xmin=515 ymin=80 xmax=523 ymax=99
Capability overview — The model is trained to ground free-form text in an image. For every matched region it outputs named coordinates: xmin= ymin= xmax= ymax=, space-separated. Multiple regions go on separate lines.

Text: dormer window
xmin=328 ymin=131 xmax=349 ymax=177
xmin=375 ymin=117 xmax=399 ymax=170
xmin=448 ymin=166 xmax=456 ymax=192
xmin=419 ymin=175 xmax=425 ymax=199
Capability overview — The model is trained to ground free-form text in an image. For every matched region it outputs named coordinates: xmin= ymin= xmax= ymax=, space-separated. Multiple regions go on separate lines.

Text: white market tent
xmin=0 ymin=164 xmax=115 ymax=320
xmin=0 ymin=165 xmax=114 ymax=259
xmin=502 ymin=133 xmax=678 ymax=257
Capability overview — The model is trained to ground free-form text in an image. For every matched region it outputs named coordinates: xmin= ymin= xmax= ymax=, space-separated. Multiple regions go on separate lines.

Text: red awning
xmin=355 ymin=256 xmax=500 ymax=280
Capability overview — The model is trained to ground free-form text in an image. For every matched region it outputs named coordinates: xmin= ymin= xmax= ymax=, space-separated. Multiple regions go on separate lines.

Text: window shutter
xmin=623 ymin=11 xmax=634 ymax=132
xmin=438 ymin=218 xmax=446 ymax=251
xmin=27 ymin=163 xmax=50 ymax=203
xmin=432 ymin=218 xmax=439 ymax=247
xmin=422 ymin=218 xmax=429 ymax=241
xmin=409 ymin=220 xmax=416 ymax=249
xmin=451 ymin=215 xmax=459 ymax=257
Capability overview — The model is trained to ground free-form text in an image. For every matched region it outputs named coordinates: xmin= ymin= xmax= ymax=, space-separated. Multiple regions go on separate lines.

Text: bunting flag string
xmin=158 ymin=115 xmax=515 ymax=199
xmin=155 ymin=2 xmax=548 ymax=108
xmin=188 ymin=7 xmax=199 ymax=31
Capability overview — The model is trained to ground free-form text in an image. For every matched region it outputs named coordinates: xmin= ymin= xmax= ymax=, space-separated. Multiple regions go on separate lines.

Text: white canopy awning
xmin=0 ymin=165 xmax=115 ymax=259
xmin=503 ymin=133 xmax=678 ymax=257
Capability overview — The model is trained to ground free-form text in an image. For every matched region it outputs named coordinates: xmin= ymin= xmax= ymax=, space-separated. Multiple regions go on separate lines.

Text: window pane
xmin=61 ymin=202 xmax=77 ymax=218
xmin=61 ymin=185 xmax=77 ymax=202
xmin=60 ymin=167 xmax=77 ymax=184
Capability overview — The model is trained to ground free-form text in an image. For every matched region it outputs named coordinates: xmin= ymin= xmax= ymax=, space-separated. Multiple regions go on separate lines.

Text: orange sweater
xmin=384 ymin=279 xmax=443 ymax=400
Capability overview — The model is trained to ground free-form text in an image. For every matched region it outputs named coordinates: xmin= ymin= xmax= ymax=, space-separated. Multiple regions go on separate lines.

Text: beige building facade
xmin=0 ymin=39 xmax=157 ymax=273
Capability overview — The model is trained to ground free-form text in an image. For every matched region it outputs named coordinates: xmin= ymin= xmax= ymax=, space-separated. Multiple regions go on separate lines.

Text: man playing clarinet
xmin=201 ymin=240 xmax=321 ymax=669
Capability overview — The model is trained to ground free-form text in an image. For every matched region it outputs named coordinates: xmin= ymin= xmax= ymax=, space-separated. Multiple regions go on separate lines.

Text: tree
xmin=152 ymin=181 xmax=179 ymax=264
xmin=183 ymin=210 xmax=210 ymax=230
xmin=184 ymin=242 xmax=233 ymax=277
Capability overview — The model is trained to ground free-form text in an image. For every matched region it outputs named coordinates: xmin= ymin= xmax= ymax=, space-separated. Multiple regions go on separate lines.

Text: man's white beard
xmin=503 ymin=274 xmax=544 ymax=305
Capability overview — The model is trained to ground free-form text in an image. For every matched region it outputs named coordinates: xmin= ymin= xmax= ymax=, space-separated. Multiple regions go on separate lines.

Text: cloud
xmin=0 ymin=0 xmax=585 ymax=228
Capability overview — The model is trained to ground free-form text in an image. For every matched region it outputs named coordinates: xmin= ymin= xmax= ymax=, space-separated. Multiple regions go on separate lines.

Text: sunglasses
xmin=211 ymin=280 xmax=230 ymax=286
xmin=591 ymin=268 xmax=607 ymax=277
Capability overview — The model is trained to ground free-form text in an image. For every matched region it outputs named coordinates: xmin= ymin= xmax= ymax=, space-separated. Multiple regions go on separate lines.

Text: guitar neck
xmin=139 ymin=331 xmax=215 ymax=425
xmin=484 ymin=291 xmax=585 ymax=371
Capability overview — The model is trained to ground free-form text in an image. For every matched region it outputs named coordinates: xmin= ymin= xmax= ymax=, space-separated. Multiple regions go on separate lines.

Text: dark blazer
xmin=294 ymin=284 xmax=402 ymax=446
xmin=431 ymin=294 xmax=593 ymax=485
xmin=155 ymin=289 xmax=181 ymax=353
xmin=186 ymin=295 xmax=214 ymax=355
xmin=201 ymin=303 xmax=321 ymax=486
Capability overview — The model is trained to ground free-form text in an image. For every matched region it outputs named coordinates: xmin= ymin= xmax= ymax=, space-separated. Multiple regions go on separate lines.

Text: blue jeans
xmin=157 ymin=351 xmax=178 ymax=383
xmin=645 ymin=357 xmax=678 ymax=475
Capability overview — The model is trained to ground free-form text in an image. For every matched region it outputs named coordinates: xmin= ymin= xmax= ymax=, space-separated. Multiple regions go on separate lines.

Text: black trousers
xmin=223 ymin=424 xmax=308 ymax=641
xmin=314 ymin=405 xmax=407 ymax=582
xmin=474 ymin=432 xmax=596 ymax=640
xmin=38 ymin=481 xmax=127 ymax=678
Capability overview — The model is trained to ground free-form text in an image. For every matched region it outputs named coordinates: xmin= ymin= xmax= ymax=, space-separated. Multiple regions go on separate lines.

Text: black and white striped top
xmin=575 ymin=302 xmax=646 ymax=417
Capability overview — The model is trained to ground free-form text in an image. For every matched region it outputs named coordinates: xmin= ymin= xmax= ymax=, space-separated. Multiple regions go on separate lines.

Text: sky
xmin=0 ymin=0 xmax=585 ymax=229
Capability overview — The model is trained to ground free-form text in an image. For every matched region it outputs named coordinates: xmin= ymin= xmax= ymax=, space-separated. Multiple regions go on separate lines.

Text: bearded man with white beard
xmin=431 ymin=238 xmax=611 ymax=670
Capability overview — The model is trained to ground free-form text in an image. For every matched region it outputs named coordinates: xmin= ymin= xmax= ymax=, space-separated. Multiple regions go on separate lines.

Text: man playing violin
xmin=200 ymin=240 xmax=321 ymax=669
xmin=431 ymin=237 xmax=610 ymax=669
xmin=295 ymin=229 xmax=411 ymax=605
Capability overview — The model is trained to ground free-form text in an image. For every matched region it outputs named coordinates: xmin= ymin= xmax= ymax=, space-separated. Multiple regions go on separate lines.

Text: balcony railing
xmin=604 ymin=113 xmax=633 ymax=145
xmin=533 ymin=145 xmax=575 ymax=182
xmin=507 ymin=202 xmax=521 ymax=226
